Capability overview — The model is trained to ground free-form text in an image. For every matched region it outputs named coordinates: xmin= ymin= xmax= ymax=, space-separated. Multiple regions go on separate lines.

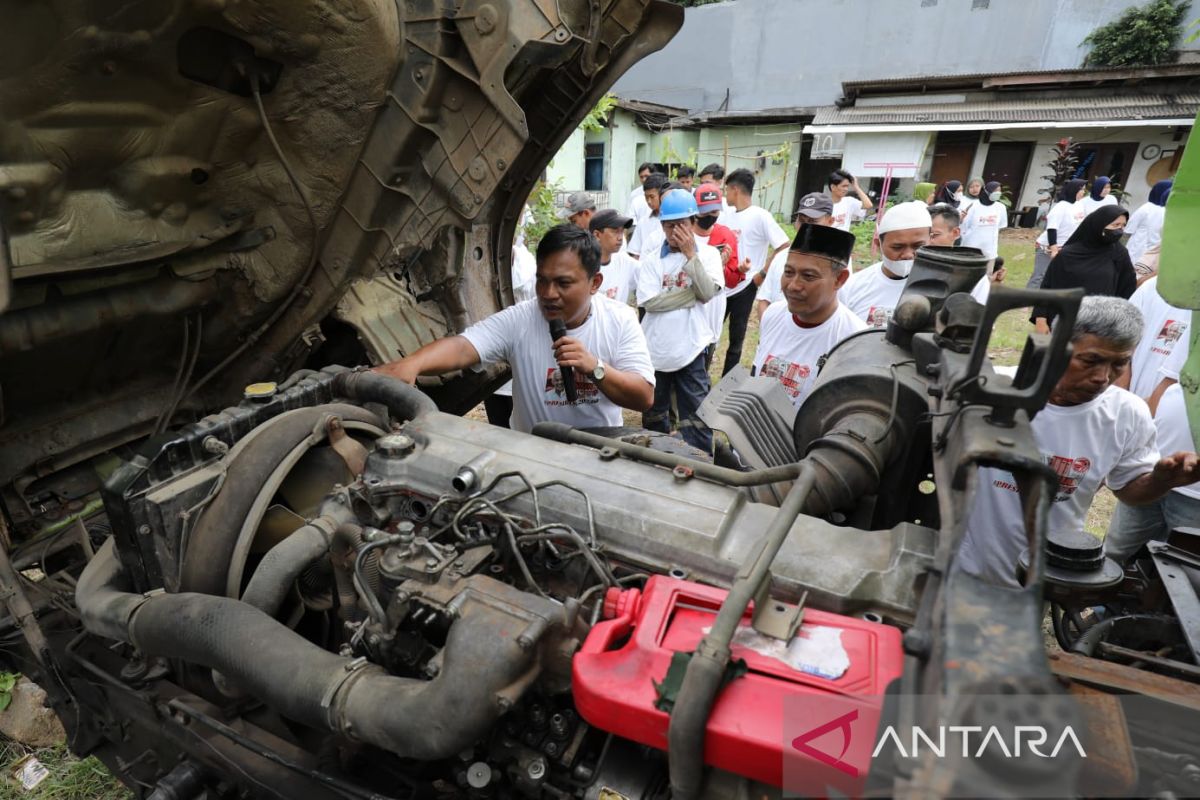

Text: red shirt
xmin=702 ymin=224 xmax=742 ymax=288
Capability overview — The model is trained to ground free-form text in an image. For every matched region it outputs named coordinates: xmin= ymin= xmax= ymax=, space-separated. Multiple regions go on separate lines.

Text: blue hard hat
xmin=659 ymin=189 xmax=699 ymax=221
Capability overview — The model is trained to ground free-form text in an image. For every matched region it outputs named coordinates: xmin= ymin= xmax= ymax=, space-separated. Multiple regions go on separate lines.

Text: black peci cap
xmin=790 ymin=222 xmax=855 ymax=263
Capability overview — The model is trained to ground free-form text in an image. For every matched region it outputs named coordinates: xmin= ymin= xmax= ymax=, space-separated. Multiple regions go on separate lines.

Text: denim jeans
xmin=1104 ymin=491 xmax=1200 ymax=564
xmin=721 ymin=285 xmax=755 ymax=376
xmin=643 ymin=350 xmax=713 ymax=454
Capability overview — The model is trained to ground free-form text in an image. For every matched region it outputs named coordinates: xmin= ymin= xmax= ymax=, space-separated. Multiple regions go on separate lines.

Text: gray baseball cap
xmin=557 ymin=191 xmax=597 ymax=219
xmin=794 ymin=192 xmax=834 ymax=219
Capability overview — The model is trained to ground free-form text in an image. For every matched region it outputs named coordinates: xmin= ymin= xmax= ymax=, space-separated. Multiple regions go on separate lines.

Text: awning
xmin=804 ymin=93 xmax=1199 ymax=135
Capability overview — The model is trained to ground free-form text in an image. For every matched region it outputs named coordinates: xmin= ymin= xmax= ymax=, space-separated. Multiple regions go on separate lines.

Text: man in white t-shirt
xmin=957 ymin=296 xmax=1200 ymax=586
xmin=628 ymin=162 xmax=654 ymax=225
xmin=628 ymin=173 xmax=668 ymax=258
xmin=637 ymin=189 xmax=725 ymax=453
xmin=928 ymin=203 xmax=994 ymax=306
xmin=827 ymin=168 xmax=874 ymax=232
xmin=1118 ymin=276 xmax=1191 ymax=400
xmin=721 ymin=168 xmax=791 ymax=376
xmin=756 ymin=192 xmax=839 ymax=321
xmin=589 ymin=209 xmax=638 ymax=305
xmin=752 ymin=223 xmax=865 ymax=409
xmin=1105 ymin=382 xmax=1200 ymax=563
xmin=376 ymin=224 xmax=655 ymax=432
xmin=841 ymin=201 xmax=932 ymax=329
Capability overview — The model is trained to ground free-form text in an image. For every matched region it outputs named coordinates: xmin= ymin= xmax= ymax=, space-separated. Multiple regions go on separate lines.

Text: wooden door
xmin=982 ymin=142 xmax=1035 ymax=206
xmin=930 ymin=131 xmax=980 ymax=189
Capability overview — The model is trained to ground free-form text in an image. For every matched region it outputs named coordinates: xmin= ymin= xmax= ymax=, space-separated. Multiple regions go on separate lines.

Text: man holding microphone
xmin=375 ymin=224 xmax=655 ymax=431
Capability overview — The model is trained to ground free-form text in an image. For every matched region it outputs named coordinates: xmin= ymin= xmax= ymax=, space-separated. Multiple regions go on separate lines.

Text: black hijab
xmin=979 ymin=180 xmax=1001 ymax=207
xmin=1057 ymin=178 xmax=1086 ymax=204
xmin=936 ymin=180 xmax=962 ymax=208
xmin=1034 ymin=205 xmax=1136 ymax=324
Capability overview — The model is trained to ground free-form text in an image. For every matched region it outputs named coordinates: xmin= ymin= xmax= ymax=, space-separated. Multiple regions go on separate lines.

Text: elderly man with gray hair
xmin=957 ymin=296 xmax=1200 ymax=586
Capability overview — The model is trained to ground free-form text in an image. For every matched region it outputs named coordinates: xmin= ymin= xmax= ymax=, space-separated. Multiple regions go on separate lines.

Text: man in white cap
xmin=840 ymin=200 xmax=931 ymax=329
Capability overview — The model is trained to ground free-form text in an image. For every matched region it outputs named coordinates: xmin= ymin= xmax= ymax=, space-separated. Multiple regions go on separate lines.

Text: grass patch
xmin=0 ymin=742 xmax=128 ymax=800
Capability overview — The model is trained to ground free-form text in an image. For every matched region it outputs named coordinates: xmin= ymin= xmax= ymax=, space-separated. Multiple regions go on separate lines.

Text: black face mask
xmin=696 ymin=215 xmax=718 ymax=231
xmin=1101 ymin=229 xmax=1124 ymax=245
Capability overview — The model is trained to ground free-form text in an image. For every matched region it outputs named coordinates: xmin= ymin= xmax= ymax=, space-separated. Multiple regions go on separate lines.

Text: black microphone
xmin=549 ymin=318 xmax=577 ymax=403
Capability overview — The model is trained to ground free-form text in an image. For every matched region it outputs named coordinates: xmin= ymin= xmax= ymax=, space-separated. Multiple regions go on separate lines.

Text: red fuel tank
xmin=572 ymin=576 xmax=903 ymax=792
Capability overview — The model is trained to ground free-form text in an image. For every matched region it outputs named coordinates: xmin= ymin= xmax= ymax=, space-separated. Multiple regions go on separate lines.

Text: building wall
xmin=613 ymin=0 xmax=1200 ymax=114
xmin=839 ymin=124 xmax=1188 ymax=212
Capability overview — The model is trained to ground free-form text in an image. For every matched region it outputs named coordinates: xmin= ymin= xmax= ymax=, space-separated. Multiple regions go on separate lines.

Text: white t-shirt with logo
xmin=959 ymin=202 xmax=1008 ymax=259
xmin=1153 ymin=383 xmax=1200 ymax=501
xmin=752 ymin=302 xmax=866 ymax=408
xmin=721 ymin=206 xmax=790 ymax=297
xmin=599 ymin=251 xmax=639 ymax=306
xmin=1157 ymin=328 xmax=1189 ymax=385
xmin=1036 ymin=200 xmax=1088 ymax=248
xmin=958 ymin=386 xmax=1159 ymax=585
xmin=629 ymin=215 xmax=663 ymax=257
xmin=1128 ymin=276 xmax=1192 ymax=399
xmin=841 ymin=262 xmax=906 ymax=329
xmin=463 ymin=297 xmax=655 ymax=433
xmin=830 ymin=196 xmax=866 ymax=232
xmin=636 ymin=239 xmax=725 ymax=372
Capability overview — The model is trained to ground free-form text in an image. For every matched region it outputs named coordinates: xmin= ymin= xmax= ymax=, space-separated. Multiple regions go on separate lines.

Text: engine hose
xmin=240 ymin=518 xmax=337 ymax=619
xmin=1071 ymin=614 xmax=1170 ymax=658
xmin=667 ymin=463 xmax=817 ymax=800
xmin=330 ymin=522 xmax=366 ymax=619
xmin=77 ymin=540 xmax=551 ymax=760
xmin=333 ymin=370 xmax=438 ymax=421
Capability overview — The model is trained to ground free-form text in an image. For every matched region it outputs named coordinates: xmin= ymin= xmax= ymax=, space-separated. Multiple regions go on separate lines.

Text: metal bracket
xmin=751 ymin=575 xmax=806 ymax=641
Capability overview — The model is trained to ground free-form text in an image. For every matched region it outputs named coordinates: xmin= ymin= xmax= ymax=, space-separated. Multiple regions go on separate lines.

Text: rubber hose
xmin=1071 ymin=614 xmax=1167 ymax=657
xmin=77 ymin=542 xmax=543 ymax=759
xmin=240 ymin=520 xmax=333 ymax=618
xmin=333 ymin=370 xmax=437 ymax=420
xmin=180 ymin=404 xmax=382 ymax=597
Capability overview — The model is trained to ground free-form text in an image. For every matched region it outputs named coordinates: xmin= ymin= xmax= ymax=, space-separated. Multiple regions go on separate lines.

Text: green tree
xmin=1082 ymin=0 xmax=1189 ymax=67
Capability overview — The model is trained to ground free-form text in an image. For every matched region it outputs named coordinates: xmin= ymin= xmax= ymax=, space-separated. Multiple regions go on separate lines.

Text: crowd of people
xmin=376 ymin=165 xmax=1199 ymax=588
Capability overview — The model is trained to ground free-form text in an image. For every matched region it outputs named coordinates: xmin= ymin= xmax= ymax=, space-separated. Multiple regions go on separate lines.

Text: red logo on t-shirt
xmin=542 ymin=368 xmax=600 ymax=406
xmin=604 ymin=286 xmax=620 ymax=299
xmin=866 ymin=307 xmax=892 ymax=328
xmin=661 ymin=271 xmax=692 ymax=290
xmin=1151 ymin=319 xmax=1186 ymax=356
xmin=1046 ymin=455 xmax=1092 ymax=502
xmin=760 ymin=355 xmax=812 ymax=400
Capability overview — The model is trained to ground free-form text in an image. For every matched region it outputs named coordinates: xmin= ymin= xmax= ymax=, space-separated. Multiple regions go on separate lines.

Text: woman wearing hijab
xmin=1027 ymin=178 xmax=1088 ymax=289
xmin=913 ymin=182 xmax=936 ymax=205
xmin=1032 ymin=205 xmax=1136 ymax=333
xmin=960 ymin=181 xmax=1008 ymax=264
xmin=1125 ymin=179 xmax=1172 ymax=264
xmin=1081 ymin=176 xmax=1118 ymax=216
xmin=960 ymin=177 xmax=985 ymax=213
xmin=935 ymin=180 xmax=964 ymax=209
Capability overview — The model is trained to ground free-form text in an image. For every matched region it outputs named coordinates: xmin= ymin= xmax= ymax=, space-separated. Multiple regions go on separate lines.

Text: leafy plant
xmin=1082 ymin=0 xmax=1188 ymax=67
xmin=1038 ymin=138 xmax=1081 ymax=205
xmin=521 ymin=178 xmax=564 ymax=253
xmin=0 ymin=672 xmax=18 ymax=712
xmin=578 ymin=93 xmax=617 ymax=133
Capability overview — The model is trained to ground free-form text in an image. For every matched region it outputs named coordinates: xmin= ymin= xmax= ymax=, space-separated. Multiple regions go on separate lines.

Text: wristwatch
xmin=591 ymin=360 xmax=606 ymax=383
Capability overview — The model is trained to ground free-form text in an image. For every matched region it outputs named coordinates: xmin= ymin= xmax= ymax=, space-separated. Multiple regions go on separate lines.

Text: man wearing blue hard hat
xmin=635 ymin=189 xmax=725 ymax=453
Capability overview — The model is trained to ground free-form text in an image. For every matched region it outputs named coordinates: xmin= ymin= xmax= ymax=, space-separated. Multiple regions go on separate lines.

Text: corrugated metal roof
xmin=811 ymin=93 xmax=1200 ymax=126
xmin=840 ymin=61 xmax=1200 ymax=93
